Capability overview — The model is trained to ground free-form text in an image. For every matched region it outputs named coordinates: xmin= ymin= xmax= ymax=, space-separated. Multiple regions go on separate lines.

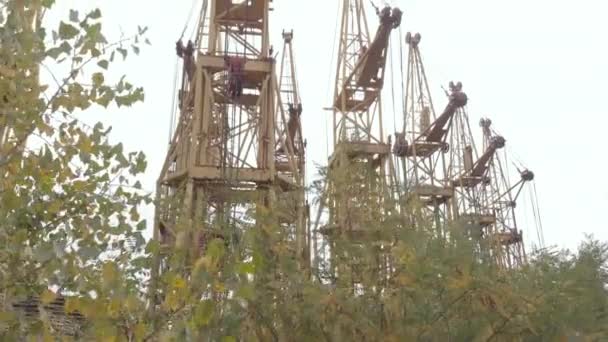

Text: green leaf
xmin=97 ymin=60 xmax=109 ymax=70
xmin=207 ymin=239 xmax=226 ymax=261
xmin=41 ymin=0 xmax=55 ymax=8
xmin=117 ymin=48 xmax=128 ymax=60
xmin=236 ymin=262 xmax=256 ymax=275
xmin=69 ymin=9 xmax=79 ymax=23
xmin=136 ymin=220 xmax=147 ymax=231
xmin=78 ymin=246 xmax=101 ymax=260
xmin=194 ymin=301 xmax=215 ymax=327
xmin=34 ymin=243 xmax=55 ymax=263
xmin=92 ymin=72 xmax=104 ymax=86
xmin=58 ymin=21 xmax=79 ymax=40
xmin=88 ymin=8 xmax=102 ymax=20
xmin=102 ymin=263 xmax=119 ymax=287
xmin=3 ymin=190 xmax=20 ymax=210
xmin=237 ymin=285 xmax=254 ymax=300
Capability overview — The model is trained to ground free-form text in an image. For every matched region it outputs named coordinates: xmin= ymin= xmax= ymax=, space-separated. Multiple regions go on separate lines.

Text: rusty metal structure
xmin=394 ymin=33 xmax=539 ymax=268
xmin=146 ymin=1 xmax=542 ymax=294
xmin=312 ymin=0 xmax=403 ymax=283
xmin=394 ymin=33 xmax=460 ymax=236
xmin=311 ymin=3 xmax=542 ymax=275
xmin=477 ymin=118 xmax=532 ymax=268
xmin=152 ymin=0 xmax=308 ymax=283
xmin=442 ymin=91 xmax=534 ymax=267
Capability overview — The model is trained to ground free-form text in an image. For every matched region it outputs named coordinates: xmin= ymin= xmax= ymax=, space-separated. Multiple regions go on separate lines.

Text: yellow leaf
xmin=473 ymin=323 xmax=495 ymax=342
xmin=72 ymin=180 xmax=87 ymax=191
xmin=396 ymin=274 xmax=415 ymax=286
xmin=214 ymin=281 xmax=225 ymax=293
xmin=43 ymin=329 xmax=54 ymax=342
xmin=124 ymin=296 xmax=140 ymax=313
xmin=102 ymin=263 xmax=118 ymax=285
xmin=47 ymin=200 xmax=62 ymax=215
xmin=0 ymin=64 xmax=16 ymax=78
xmin=172 ymin=276 xmax=186 ymax=289
xmin=193 ymin=256 xmax=211 ymax=274
xmin=108 ymin=299 xmax=121 ymax=319
xmin=134 ymin=323 xmax=147 ymax=340
xmin=65 ymin=298 xmax=81 ymax=314
xmin=40 ymin=289 xmax=57 ymax=305
xmin=163 ymin=293 xmax=181 ymax=312
xmin=447 ymin=273 xmax=472 ymax=290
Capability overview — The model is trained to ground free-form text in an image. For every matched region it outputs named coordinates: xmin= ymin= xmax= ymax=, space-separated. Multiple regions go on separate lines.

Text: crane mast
xmin=445 ymin=96 xmax=534 ymax=268
xmin=443 ymin=87 xmax=500 ymax=247
xmin=152 ymin=0 xmax=308 ymax=293
xmin=275 ymin=30 xmax=309 ymax=268
xmin=315 ymin=0 xmax=402 ymax=285
xmin=478 ymin=118 xmax=532 ymax=268
xmin=394 ymin=33 xmax=461 ymax=236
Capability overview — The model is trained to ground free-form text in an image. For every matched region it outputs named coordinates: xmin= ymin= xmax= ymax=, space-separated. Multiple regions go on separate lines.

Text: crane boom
xmin=334 ymin=6 xmax=402 ymax=112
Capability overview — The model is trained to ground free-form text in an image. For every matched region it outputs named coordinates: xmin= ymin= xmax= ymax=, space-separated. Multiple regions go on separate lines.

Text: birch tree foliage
xmin=0 ymin=0 xmax=150 ymax=339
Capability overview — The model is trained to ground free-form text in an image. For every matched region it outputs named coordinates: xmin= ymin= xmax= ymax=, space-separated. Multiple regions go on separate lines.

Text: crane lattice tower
xmin=445 ymin=86 xmax=533 ymax=268
xmin=152 ymin=0 xmax=308 ymax=284
xmin=393 ymin=33 xmax=460 ymax=236
xmin=444 ymin=83 xmax=498 ymax=244
xmin=314 ymin=0 xmax=403 ymax=285
xmin=477 ymin=118 xmax=532 ymax=268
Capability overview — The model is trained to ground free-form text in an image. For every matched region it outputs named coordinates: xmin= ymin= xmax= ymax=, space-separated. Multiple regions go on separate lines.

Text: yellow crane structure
xmin=391 ymin=30 xmax=542 ymax=269
xmin=151 ymin=0 xmax=308 ymax=290
xmin=313 ymin=0 xmax=403 ymax=284
xmin=393 ymin=33 xmax=462 ymax=236
xmin=148 ymin=0 xmax=543 ymax=293
xmin=477 ymin=118 xmax=533 ymax=268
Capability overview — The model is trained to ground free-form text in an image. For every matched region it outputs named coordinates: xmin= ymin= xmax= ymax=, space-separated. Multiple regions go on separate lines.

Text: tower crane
xmin=274 ymin=29 xmax=309 ymax=268
xmin=477 ymin=118 xmax=535 ymax=268
xmin=394 ymin=33 xmax=463 ymax=234
xmin=151 ymin=0 xmax=308 ymax=297
xmin=314 ymin=0 xmax=402 ymax=285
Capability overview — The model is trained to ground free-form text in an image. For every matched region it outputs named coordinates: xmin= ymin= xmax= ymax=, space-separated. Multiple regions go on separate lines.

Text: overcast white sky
xmin=51 ymin=0 xmax=608 ymax=251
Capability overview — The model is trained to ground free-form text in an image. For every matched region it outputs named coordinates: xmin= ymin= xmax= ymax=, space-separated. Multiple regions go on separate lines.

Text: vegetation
xmin=0 ymin=1 xmax=607 ymax=341
xmin=0 ymin=0 xmax=150 ymax=339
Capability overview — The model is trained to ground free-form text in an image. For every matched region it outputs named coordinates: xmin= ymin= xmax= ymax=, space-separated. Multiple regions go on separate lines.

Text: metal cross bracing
xmin=275 ymin=29 xmax=309 ymax=267
xmin=152 ymin=0 xmax=309 ymax=288
xmin=393 ymin=33 xmax=457 ymax=236
xmin=443 ymin=85 xmax=502 ymax=253
xmin=445 ymin=92 xmax=534 ymax=268
xmin=444 ymin=83 xmax=483 ymax=221
xmin=476 ymin=118 xmax=535 ymax=268
xmin=313 ymin=0 xmax=403 ymax=285
xmin=388 ymin=31 xmax=543 ymax=269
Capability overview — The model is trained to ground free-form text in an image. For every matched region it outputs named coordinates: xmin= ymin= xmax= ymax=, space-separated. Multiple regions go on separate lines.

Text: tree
xmin=0 ymin=0 xmax=150 ymax=339
xmin=1 ymin=1 xmax=607 ymax=341
xmin=146 ymin=161 xmax=608 ymax=341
